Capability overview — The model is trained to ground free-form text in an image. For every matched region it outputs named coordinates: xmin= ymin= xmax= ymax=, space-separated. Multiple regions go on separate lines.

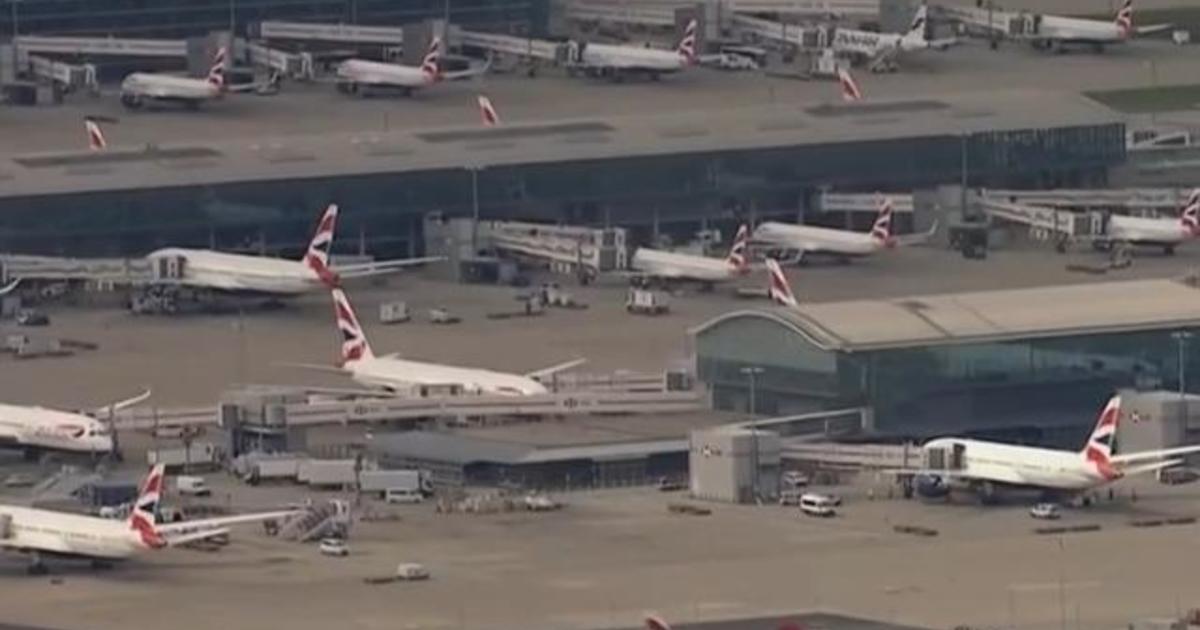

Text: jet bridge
xmin=255 ymin=21 xmax=405 ymax=45
xmin=26 ymin=56 xmax=99 ymax=94
xmin=482 ymin=220 xmax=628 ymax=274
xmin=982 ymin=188 xmax=1195 ymax=216
xmin=14 ymin=35 xmax=187 ymax=58
xmin=237 ymin=40 xmax=314 ymax=80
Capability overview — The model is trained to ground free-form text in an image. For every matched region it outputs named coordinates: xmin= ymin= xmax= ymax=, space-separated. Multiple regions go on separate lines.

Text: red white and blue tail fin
xmin=478 ymin=95 xmax=500 ymax=127
xmin=421 ymin=37 xmax=442 ymax=82
xmin=676 ymin=19 xmax=698 ymax=63
xmin=766 ymin=258 xmax=798 ymax=307
xmin=645 ymin=615 xmax=672 ymax=630
xmin=129 ymin=464 xmax=167 ymax=549
xmin=85 ymin=118 xmax=107 ymax=151
xmin=838 ymin=67 xmax=862 ymax=102
xmin=1114 ymin=0 xmax=1134 ymax=38
xmin=725 ymin=224 xmax=750 ymax=272
xmin=331 ymin=287 xmax=375 ymax=365
xmin=869 ymin=196 xmax=895 ymax=246
xmin=1082 ymin=396 xmax=1121 ymax=480
xmin=304 ymin=204 xmax=340 ymax=288
xmin=1180 ymin=188 xmax=1200 ymax=237
xmin=206 ymin=46 xmax=227 ymax=89
xmin=908 ymin=4 xmax=928 ymax=37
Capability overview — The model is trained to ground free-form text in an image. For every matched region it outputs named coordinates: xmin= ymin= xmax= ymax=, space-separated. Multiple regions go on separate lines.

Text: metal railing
xmin=15 ymin=35 xmax=187 ymax=58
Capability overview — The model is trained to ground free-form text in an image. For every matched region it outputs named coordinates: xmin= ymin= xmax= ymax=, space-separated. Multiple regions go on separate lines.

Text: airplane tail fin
xmin=85 ymin=118 xmax=107 ymax=151
xmin=304 ymin=204 xmax=341 ymax=287
xmin=766 ymin=258 xmax=798 ymax=307
xmin=1180 ymin=188 xmax=1200 ymax=236
xmin=870 ymin=196 xmax=896 ymax=246
xmin=331 ymin=287 xmax=375 ymax=365
xmin=676 ymin=18 xmax=699 ymax=63
xmin=421 ymin=37 xmax=443 ymax=82
xmin=206 ymin=46 xmax=227 ymax=89
xmin=478 ymin=95 xmax=500 ymax=127
xmin=645 ymin=615 xmax=672 ymax=630
xmin=908 ymin=4 xmax=929 ymax=38
xmin=837 ymin=67 xmax=862 ymax=102
xmin=1081 ymin=395 xmax=1121 ymax=480
xmin=725 ymin=224 xmax=750 ymax=272
xmin=1114 ymin=0 xmax=1134 ymax=38
xmin=128 ymin=464 xmax=168 ymax=549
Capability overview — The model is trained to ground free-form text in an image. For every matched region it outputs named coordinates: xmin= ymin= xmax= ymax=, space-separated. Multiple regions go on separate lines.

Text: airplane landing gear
xmin=27 ymin=553 xmax=48 ymax=576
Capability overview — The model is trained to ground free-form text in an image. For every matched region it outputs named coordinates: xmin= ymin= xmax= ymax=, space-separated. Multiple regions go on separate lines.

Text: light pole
xmin=10 ymin=0 xmax=18 ymax=41
xmin=740 ymin=366 xmax=765 ymax=500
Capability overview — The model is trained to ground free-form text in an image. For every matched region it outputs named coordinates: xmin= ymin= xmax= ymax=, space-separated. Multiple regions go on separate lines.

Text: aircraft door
xmin=152 ymin=255 xmax=187 ymax=281
xmin=950 ymin=443 xmax=966 ymax=470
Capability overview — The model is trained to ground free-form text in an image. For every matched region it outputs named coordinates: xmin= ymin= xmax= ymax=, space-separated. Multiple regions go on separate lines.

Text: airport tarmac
xmin=0 ymin=241 xmax=1196 ymax=408
xmin=1 ymin=473 xmax=1198 ymax=630
xmin=1 ymin=36 xmax=1196 ymax=153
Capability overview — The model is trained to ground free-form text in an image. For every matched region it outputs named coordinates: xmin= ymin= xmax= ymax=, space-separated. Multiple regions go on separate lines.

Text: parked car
xmin=1030 ymin=503 xmax=1061 ymax=520
xmin=319 ymin=537 xmax=350 ymax=557
xmin=781 ymin=471 xmax=810 ymax=488
xmin=799 ymin=493 xmax=837 ymax=517
xmin=656 ymin=477 xmax=686 ymax=492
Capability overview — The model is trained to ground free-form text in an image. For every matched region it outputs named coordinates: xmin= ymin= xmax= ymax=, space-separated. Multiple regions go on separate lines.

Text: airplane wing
xmin=1111 ymin=445 xmax=1200 ymax=465
xmin=442 ymin=58 xmax=493 ymax=82
xmin=1136 ymin=23 xmax=1174 ymax=36
xmin=275 ymin=361 xmax=350 ymax=375
xmin=332 ymin=256 xmax=445 ymax=280
xmin=224 ymin=72 xmax=283 ymax=95
xmin=1120 ymin=458 xmax=1184 ymax=478
xmin=91 ymin=389 xmax=152 ymax=416
xmin=156 ymin=510 xmax=302 ymax=538
xmin=893 ymin=220 xmax=940 ymax=247
xmin=525 ymin=358 xmax=587 ymax=381
xmin=164 ymin=527 xmax=231 ymax=547
xmin=0 ymin=278 xmax=20 ymax=297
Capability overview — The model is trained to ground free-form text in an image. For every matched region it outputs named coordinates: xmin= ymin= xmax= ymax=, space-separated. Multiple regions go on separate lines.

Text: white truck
xmin=147 ymin=442 xmax=221 ymax=471
xmin=175 ymin=475 xmax=212 ymax=497
xmin=359 ymin=469 xmax=431 ymax=498
xmin=298 ymin=459 xmax=358 ymax=489
xmin=626 ymin=289 xmax=669 ymax=315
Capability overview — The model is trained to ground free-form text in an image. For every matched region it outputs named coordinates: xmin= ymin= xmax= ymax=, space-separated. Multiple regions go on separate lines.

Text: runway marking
xmin=547 ymin=577 xmax=597 ymax=590
xmin=1008 ymin=580 xmax=1102 ymax=592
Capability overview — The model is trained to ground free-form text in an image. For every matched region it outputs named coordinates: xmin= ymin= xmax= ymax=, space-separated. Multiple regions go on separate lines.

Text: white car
xmin=319 ymin=537 xmax=350 ymax=556
xmin=1030 ymin=503 xmax=1061 ymax=520
xmin=395 ymin=562 xmax=430 ymax=580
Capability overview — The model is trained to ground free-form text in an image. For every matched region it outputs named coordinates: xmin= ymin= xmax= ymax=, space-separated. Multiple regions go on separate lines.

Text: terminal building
xmin=692 ymin=278 xmax=1200 ymax=446
xmin=0 ymin=89 xmax=1122 ymax=258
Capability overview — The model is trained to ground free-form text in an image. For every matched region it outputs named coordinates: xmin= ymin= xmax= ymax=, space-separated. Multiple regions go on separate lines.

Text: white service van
xmin=799 ymin=493 xmax=837 ymax=517
xmin=385 ymin=488 xmax=424 ymax=504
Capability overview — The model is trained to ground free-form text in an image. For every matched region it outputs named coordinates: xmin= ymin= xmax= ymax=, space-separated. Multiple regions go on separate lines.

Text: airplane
xmin=0 ymin=390 xmax=150 ymax=458
xmin=143 ymin=204 xmax=441 ymax=298
xmin=336 ymin=36 xmax=486 ymax=97
xmin=309 ymin=287 xmax=585 ymax=397
xmin=953 ymin=0 xmax=1172 ymax=53
xmin=908 ymin=395 xmax=1200 ymax=503
xmin=0 ymin=464 xmax=299 ymax=573
xmin=753 ymin=196 xmax=934 ymax=263
xmin=84 ymin=118 xmax=107 ymax=151
xmin=120 ymin=46 xmax=262 ymax=109
xmin=629 ymin=224 xmax=750 ymax=286
xmin=837 ymin=67 xmax=863 ymax=102
xmin=765 ymin=258 xmax=799 ymax=307
xmin=1098 ymin=189 xmax=1200 ymax=255
xmin=831 ymin=5 xmax=957 ymax=73
xmin=478 ymin=95 xmax=500 ymax=126
xmin=564 ymin=18 xmax=698 ymax=81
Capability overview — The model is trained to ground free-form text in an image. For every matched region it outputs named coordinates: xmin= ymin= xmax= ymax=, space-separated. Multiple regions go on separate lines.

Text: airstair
xmin=277 ymin=499 xmax=351 ymax=542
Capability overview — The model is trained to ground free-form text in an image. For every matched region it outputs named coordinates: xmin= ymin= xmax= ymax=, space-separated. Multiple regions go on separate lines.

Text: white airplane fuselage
xmin=630 ymin=248 xmax=741 ymax=282
xmin=832 ymin=29 xmax=928 ymax=57
xmin=336 ymin=59 xmax=432 ymax=89
xmin=0 ymin=403 xmax=113 ymax=454
xmin=577 ymin=44 xmax=689 ymax=73
xmin=754 ymin=222 xmax=884 ymax=258
xmin=1107 ymin=215 xmax=1191 ymax=248
xmin=147 ymin=248 xmax=320 ymax=296
xmin=345 ymin=357 xmax=549 ymax=396
xmin=924 ymin=438 xmax=1107 ymax=492
xmin=120 ymin=74 xmax=221 ymax=103
xmin=0 ymin=506 xmax=142 ymax=560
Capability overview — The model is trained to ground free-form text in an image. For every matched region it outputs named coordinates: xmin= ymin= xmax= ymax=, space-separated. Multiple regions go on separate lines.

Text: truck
xmin=146 ymin=442 xmax=221 ymax=471
xmin=626 ymin=289 xmax=669 ymax=315
xmin=298 ymin=459 xmax=358 ymax=489
xmin=358 ymin=469 xmax=431 ymax=498
xmin=175 ymin=475 xmax=211 ymax=497
xmin=379 ymin=301 xmax=410 ymax=324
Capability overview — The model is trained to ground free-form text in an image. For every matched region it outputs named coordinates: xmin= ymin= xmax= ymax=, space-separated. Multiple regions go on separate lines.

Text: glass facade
xmin=1 ymin=0 xmax=546 ymax=38
xmin=696 ymin=312 xmax=1199 ymax=444
xmin=0 ymin=122 xmax=1124 ymax=258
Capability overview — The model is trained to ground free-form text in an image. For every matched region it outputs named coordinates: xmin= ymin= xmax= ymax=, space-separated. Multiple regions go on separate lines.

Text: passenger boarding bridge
xmin=482 ymin=220 xmax=629 ymax=275
xmin=982 ymin=188 xmax=1198 ymax=217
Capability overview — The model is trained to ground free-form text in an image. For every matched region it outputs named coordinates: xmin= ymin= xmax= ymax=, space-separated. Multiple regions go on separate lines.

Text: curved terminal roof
xmin=0 ymin=88 xmax=1119 ymax=199
xmin=692 ymin=278 xmax=1200 ymax=353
